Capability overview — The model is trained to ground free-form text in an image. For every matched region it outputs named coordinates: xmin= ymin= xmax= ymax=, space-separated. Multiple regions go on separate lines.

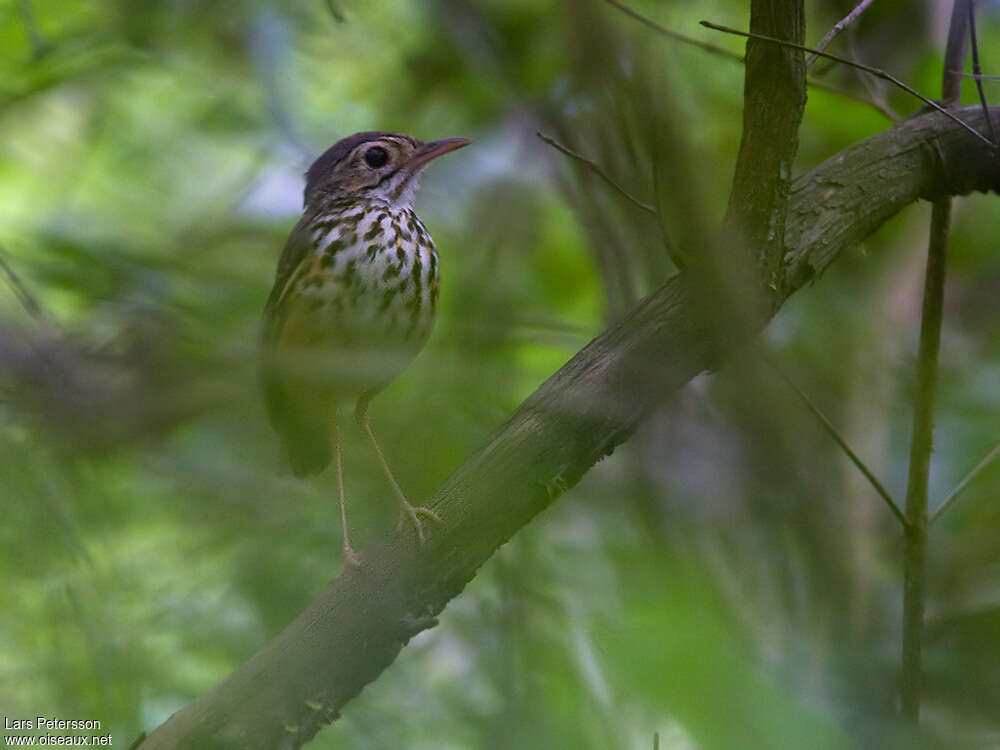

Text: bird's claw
xmin=396 ymin=502 xmax=443 ymax=544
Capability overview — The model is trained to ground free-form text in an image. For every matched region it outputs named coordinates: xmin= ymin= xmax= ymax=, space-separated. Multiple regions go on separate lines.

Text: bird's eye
xmin=363 ymin=146 xmax=389 ymax=168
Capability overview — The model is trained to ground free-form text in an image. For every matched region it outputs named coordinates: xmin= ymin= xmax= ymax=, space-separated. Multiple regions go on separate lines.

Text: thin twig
xmin=899 ymin=3 xmax=968 ymax=719
xmin=953 ymin=72 xmax=1000 ymax=81
xmin=16 ymin=0 xmax=50 ymax=59
xmin=607 ymin=0 xmax=894 ymax=120
xmin=325 ymin=0 xmax=346 ymax=23
xmin=603 ymin=0 xmax=743 ymax=62
xmin=0 ymin=247 xmax=45 ymax=321
xmin=930 ymin=442 xmax=1000 ymax=523
xmin=536 ymin=131 xmax=658 ymax=215
xmin=967 ymin=2 xmax=997 ymax=142
xmin=649 ymin=148 xmax=685 ymax=268
xmin=700 ymin=19 xmax=996 ymax=147
xmin=900 ymin=197 xmax=951 ymax=720
xmin=807 ymin=0 xmax=876 ymax=68
xmin=846 ymin=32 xmax=900 ymax=121
xmin=766 ymin=359 xmax=906 ymax=526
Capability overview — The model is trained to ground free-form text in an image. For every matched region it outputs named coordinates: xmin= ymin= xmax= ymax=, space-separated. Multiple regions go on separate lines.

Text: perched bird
xmin=260 ymin=131 xmax=470 ymax=564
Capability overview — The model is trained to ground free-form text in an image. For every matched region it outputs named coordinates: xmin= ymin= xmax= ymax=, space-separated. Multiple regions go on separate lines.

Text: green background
xmin=1 ymin=1 xmax=998 ymax=747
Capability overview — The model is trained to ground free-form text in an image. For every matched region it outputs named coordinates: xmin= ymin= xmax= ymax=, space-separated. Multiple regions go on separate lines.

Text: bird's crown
xmin=304 ymin=131 xmax=470 ymax=210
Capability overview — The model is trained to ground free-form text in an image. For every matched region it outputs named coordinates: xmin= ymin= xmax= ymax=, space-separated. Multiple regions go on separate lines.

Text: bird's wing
xmin=260 ymin=214 xmax=309 ymax=395
xmin=261 ymin=212 xmax=316 ymax=344
xmin=260 ymin=213 xmax=335 ymax=475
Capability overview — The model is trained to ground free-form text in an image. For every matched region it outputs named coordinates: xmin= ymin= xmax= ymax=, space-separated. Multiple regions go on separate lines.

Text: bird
xmin=260 ymin=131 xmax=470 ymax=565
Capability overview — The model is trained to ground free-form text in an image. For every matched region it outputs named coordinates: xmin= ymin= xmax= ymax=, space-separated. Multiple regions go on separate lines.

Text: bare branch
xmin=606 ymin=0 xmax=894 ymax=121
xmin=967 ymin=2 xmax=997 ymax=142
xmin=941 ymin=2 xmax=970 ymax=107
xmin=16 ymin=0 xmax=50 ymax=58
xmin=900 ymin=195 xmax=950 ymax=719
xmin=846 ymin=33 xmax=901 ymax=121
xmin=721 ymin=0 xmax=806 ymax=295
xmin=952 ymin=71 xmax=1000 ymax=81
xmin=0 ymin=246 xmax=45 ymax=322
xmin=325 ymin=0 xmax=346 ymax=23
xmin=700 ymin=19 xmax=996 ymax=147
xmin=807 ymin=0 xmax=876 ymax=68
xmin=766 ymin=358 xmax=905 ymax=526
xmin=930 ymin=442 xmax=1000 ymax=523
xmin=900 ymin=3 xmax=969 ymax=718
xmin=603 ymin=0 xmax=742 ymax=61
xmin=536 ymin=131 xmax=657 ymax=215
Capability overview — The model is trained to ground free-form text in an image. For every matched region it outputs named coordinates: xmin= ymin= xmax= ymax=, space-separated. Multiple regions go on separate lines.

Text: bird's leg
xmin=332 ymin=414 xmax=361 ymax=568
xmin=355 ymin=394 xmax=442 ymax=544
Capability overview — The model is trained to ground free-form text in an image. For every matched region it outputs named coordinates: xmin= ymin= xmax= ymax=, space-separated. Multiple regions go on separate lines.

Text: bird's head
xmin=304 ymin=131 xmax=470 ymax=210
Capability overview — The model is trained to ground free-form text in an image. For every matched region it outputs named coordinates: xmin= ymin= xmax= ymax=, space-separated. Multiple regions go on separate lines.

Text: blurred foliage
xmin=1 ymin=0 xmax=999 ymax=748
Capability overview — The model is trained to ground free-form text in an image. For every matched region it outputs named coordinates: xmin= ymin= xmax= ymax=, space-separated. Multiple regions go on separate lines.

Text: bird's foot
xmin=396 ymin=501 xmax=442 ymax=544
xmin=342 ymin=543 xmax=363 ymax=569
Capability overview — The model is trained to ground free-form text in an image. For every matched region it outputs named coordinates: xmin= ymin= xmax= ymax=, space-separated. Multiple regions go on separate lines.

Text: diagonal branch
xmin=536 ymin=131 xmax=657 ymax=215
xmin=0 ymin=246 xmax=46 ymax=322
xmin=137 ymin=106 xmax=1000 ymax=750
xmin=766 ymin=359 xmax=904 ymax=525
xmin=324 ymin=0 xmax=345 ymax=23
xmin=602 ymin=0 xmax=742 ymax=61
xmin=806 ymin=0 xmax=876 ymax=68
xmin=930 ymin=441 xmax=1000 ymax=523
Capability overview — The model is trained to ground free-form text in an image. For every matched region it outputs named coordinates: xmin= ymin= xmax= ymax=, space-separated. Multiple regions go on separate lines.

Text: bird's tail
xmin=281 ymin=415 xmax=332 ymax=478
xmin=261 ymin=359 xmax=332 ymax=478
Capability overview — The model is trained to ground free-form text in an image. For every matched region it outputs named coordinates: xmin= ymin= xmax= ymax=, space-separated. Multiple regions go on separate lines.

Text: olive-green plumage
xmin=261 ymin=131 xmax=470 ymax=562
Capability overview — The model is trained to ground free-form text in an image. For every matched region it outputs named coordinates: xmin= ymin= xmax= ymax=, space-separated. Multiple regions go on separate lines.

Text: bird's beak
xmin=406 ymin=137 xmax=471 ymax=171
